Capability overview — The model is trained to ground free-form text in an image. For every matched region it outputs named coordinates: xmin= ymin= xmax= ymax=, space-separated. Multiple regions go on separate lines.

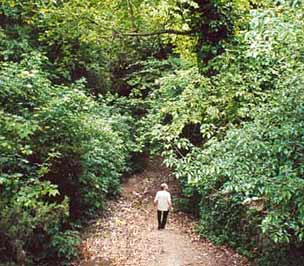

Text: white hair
xmin=161 ymin=183 xmax=168 ymax=190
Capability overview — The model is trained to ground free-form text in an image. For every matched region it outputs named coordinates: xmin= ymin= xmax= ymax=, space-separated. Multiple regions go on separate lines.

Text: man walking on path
xmin=154 ymin=183 xmax=172 ymax=229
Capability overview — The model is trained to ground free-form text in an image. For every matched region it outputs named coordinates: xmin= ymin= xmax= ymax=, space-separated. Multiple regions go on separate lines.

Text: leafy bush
xmin=184 ymin=75 xmax=304 ymax=265
xmin=0 ymin=54 xmax=136 ymax=264
xmin=50 ymin=230 xmax=81 ymax=262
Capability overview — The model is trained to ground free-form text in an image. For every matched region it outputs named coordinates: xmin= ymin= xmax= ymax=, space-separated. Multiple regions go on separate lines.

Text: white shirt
xmin=154 ymin=190 xmax=171 ymax=211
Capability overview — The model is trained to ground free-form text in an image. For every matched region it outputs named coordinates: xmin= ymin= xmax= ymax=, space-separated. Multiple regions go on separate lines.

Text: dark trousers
xmin=157 ymin=210 xmax=169 ymax=229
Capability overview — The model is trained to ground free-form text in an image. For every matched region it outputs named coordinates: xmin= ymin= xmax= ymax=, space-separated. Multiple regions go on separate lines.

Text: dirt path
xmin=76 ymin=158 xmax=248 ymax=266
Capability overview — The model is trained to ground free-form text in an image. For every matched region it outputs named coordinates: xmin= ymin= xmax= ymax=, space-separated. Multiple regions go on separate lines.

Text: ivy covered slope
xmin=136 ymin=2 xmax=304 ymax=266
xmin=0 ymin=2 xmax=137 ymax=266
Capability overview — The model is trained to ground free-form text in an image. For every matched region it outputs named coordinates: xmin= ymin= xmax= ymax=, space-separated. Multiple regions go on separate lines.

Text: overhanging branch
xmin=122 ymin=29 xmax=195 ymax=37
xmin=86 ymin=17 xmax=195 ymax=37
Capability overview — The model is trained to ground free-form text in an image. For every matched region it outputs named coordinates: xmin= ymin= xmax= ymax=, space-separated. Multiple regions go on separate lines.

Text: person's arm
xmin=168 ymin=193 xmax=172 ymax=209
xmin=154 ymin=192 xmax=159 ymax=206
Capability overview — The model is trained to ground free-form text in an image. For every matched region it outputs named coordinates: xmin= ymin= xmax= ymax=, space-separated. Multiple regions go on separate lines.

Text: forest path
xmin=77 ymin=158 xmax=247 ymax=266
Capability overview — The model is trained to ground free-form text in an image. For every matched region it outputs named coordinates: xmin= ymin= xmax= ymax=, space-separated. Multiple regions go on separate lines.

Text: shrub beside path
xmin=76 ymin=158 xmax=248 ymax=266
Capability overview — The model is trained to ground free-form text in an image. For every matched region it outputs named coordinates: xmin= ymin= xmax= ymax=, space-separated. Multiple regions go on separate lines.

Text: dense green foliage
xmin=0 ymin=55 xmax=135 ymax=265
xmin=0 ymin=2 xmax=137 ymax=265
xmin=135 ymin=1 xmax=304 ymax=265
xmin=1 ymin=0 xmax=304 ymax=265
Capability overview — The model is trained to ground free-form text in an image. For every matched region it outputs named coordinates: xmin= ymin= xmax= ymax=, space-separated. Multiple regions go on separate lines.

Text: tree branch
xmin=86 ymin=17 xmax=195 ymax=37
xmin=122 ymin=29 xmax=195 ymax=37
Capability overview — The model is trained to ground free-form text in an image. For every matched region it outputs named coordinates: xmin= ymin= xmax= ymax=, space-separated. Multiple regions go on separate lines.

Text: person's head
xmin=160 ymin=183 xmax=168 ymax=190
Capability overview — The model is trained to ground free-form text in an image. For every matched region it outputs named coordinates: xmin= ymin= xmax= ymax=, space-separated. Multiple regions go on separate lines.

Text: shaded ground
xmin=76 ymin=158 xmax=248 ymax=266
